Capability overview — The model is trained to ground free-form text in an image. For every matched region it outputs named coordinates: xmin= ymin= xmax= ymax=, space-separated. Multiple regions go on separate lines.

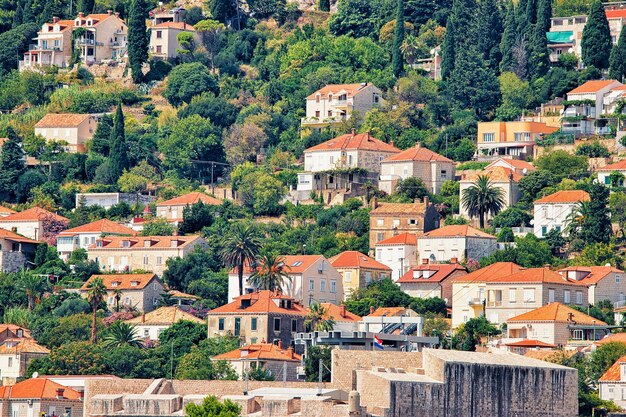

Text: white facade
xmin=418 ymin=235 xmax=498 ymax=264
xmin=374 ymin=243 xmax=417 ymax=281
xmin=533 ymin=201 xmax=580 ymax=238
xmin=57 ymin=233 xmax=101 ymax=259
xmin=0 ymin=220 xmax=41 ymax=241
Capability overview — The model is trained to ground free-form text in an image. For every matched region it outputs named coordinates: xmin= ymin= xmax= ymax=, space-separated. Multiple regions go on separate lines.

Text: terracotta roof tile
xmin=304 ymin=132 xmax=400 ymax=154
xmin=168 ymin=289 xmax=199 ymax=300
xmin=486 ymin=158 xmax=536 ymax=172
xmin=125 ymin=306 xmax=204 ymax=325
xmin=0 ymin=378 xmax=81 ymax=400
xmin=375 ymin=232 xmax=417 ymax=246
xmin=370 ymin=202 xmax=428 ymax=215
xmin=505 ymin=339 xmax=556 ymax=348
xmin=230 ymin=255 xmax=325 ymax=275
xmin=453 ymin=262 xmax=524 ymax=283
xmin=462 ymin=166 xmax=523 ymax=183
xmin=599 ymin=355 xmax=626 ymax=381
xmin=0 ymin=338 xmax=49 ymax=354
xmin=329 ymin=251 xmax=392 ymax=271
xmin=157 ymin=192 xmax=222 ymax=207
xmin=208 ymin=290 xmax=307 ymax=315
xmin=35 ymin=113 xmax=91 ymax=128
xmin=151 ymin=21 xmax=195 ymax=30
xmin=306 ymin=83 xmax=374 ymax=100
xmin=58 ymin=219 xmax=137 ymax=237
xmin=597 ymin=160 xmax=626 ymax=171
xmin=508 ymin=302 xmax=605 ymax=325
xmin=88 ymin=235 xmax=202 ymax=250
xmin=597 ymin=333 xmax=626 ymax=346
xmin=606 ymin=9 xmax=626 ymax=18
xmin=568 ymin=80 xmax=621 ymax=94
xmin=524 ymin=349 xmax=578 ymax=362
xmin=422 ymin=225 xmax=496 ymax=239
xmin=213 ymin=343 xmax=301 ymax=362
xmin=0 ymin=207 xmax=69 ymax=223
xmin=80 ymin=273 xmax=158 ymax=291
xmin=481 ymin=267 xmax=578 ymax=284
xmin=0 ymin=205 xmax=16 ymax=215
xmin=367 ymin=307 xmax=409 ymax=317
xmin=0 ymin=229 xmax=40 ymax=244
xmin=535 ymin=190 xmax=590 ymax=204
xmin=397 ymin=263 xmax=466 ymax=284
xmin=317 ymin=303 xmax=361 ymax=322
xmin=382 ymin=144 xmax=453 ymax=163
xmin=558 ymin=266 xmax=623 ymax=286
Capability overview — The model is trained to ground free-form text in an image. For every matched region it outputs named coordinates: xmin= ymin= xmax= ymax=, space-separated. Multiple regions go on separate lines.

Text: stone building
xmin=0 ymin=378 xmax=83 ymax=417
xmin=0 ymin=229 xmax=40 ymax=273
xmin=212 ymin=343 xmax=302 ymax=381
xmin=368 ymin=199 xmax=440 ymax=249
xmin=125 ymin=306 xmax=205 ymax=340
xmin=56 ymin=219 xmax=137 ymax=261
xmin=155 ymin=192 xmax=223 ymax=223
xmin=80 ymin=273 xmax=164 ymax=313
xmin=329 ymin=251 xmax=392 ymax=299
xmin=0 ymin=325 xmax=49 ymax=385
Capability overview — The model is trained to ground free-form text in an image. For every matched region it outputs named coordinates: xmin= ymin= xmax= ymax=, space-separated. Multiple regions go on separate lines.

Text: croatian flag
xmin=374 ymin=335 xmax=384 ymax=350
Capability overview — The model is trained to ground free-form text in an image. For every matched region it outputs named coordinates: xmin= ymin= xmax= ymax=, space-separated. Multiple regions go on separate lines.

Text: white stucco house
xmin=56 ymin=219 xmax=137 ymax=261
xmin=533 ymin=190 xmax=590 ymax=238
xmin=596 ymin=159 xmax=626 ymax=187
xmin=417 ymin=225 xmax=498 ymax=264
xmin=374 ymin=232 xmax=417 ymax=281
xmin=125 ymin=306 xmax=204 ymax=340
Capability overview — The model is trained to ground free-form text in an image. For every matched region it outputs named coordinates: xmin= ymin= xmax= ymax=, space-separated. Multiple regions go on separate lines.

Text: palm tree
xmin=220 ymin=222 xmax=262 ymax=296
xmin=461 ymin=175 xmax=506 ymax=229
xmin=248 ymin=252 xmax=292 ymax=292
xmin=16 ymin=271 xmax=48 ymax=311
xmin=564 ymin=200 xmax=591 ymax=238
xmin=113 ymin=288 xmax=122 ymax=312
xmin=86 ymin=277 xmax=107 ymax=344
xmin=305 ymin=303 xmax=336 ymax=332
xmin=102 ymin=321 xmax=143 ymax=348
xmin=157 ymin=292 xmax=177 ymax=307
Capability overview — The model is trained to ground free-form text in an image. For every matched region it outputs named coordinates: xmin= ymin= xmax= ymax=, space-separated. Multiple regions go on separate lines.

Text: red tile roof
xmin=229 ymin=255 xmax=325 ymax=275
xmin=487 ymin=158 xmax=536 ymax=172
xmin=304 ymin=132 xmax=400 ymax=154
xmin=0 ymin=228 xmax=40 ymax=244
xmin=125 ymin=306 xmax=204 ymax=325
xmin=505 ymin=339 xmax=556 ymax=348
xmin=367 ymin=307 xmax=410 ymax=317
xmin=157 ymin=192 xmax=222 ymax=207
xmin=0 ymin=338 xmax=49 ymax=354
xmin=422 ymin=225 xmax=496 ymax=239
xmin=0 ymin=205 xmax=16 ymax=215
xmin=0 ymin=378 xmax=81 ymax=400
xmin=330 ymin=251 xmax=392 ymax=271
xmin=599 ymin=355 xmax=626 ymax=382
xmin=318 ymin=303 xmax=361 ymax=322
xmin=482 ymin=267 xmax=575 ymax=284
xmin=151 ymin=21 xmax=195 ymax=30
xmin=606 ymin=9 xmax=626 ymax=19
xmin=508 ymin=302 xmax=605 ymax=325
xmin=35 ymin=113 xmax=91 ymax=128
xmin=558 ymin=266 xmax=623 ymax=285
xmin=597 ymin=160 xmax=626 ymax=171
xmin=213 ymin=343 xmax=301 ymax=362
xmin=535 ymin=190 xmax=590 ymax=204
xmin=370 ymin=201 xmax=428 ymax=214
xmin=80 ymin=273 xmax=158 ymax=291
xmin=568 ymin=80 xmax=621 ymax=95
xmin=453 ymin=262 xmax=524 ymax=283
xmin=208 ymin=290 xmax=307 ymax=315
xmin=58 ymin=219 xmax=137 ymax=237
xmin=0 ymin=207 xmax=69 ymax=223
xmin=306 ymin=83 xmax=374 ymax=100
xmin=463 ymin=166 xmax=523 ymax=183
xmin=382 ymin=144 xmax=453 ymax=163
xmin=375 ymin=232 xmax=417 ymax=246
xmin=397 ymin=263 xmax=467 ymax=284
xmin=88 ymin=235 xmax=202 ymax=250
xmin=596 ymin=333 xmax=626 ymax=346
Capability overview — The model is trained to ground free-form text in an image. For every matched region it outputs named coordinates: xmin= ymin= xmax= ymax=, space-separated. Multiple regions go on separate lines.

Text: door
xmin=27 ymin=402 xmax=34 ymax=417
xmin=234 ymin=317 xmax=241 ymax=336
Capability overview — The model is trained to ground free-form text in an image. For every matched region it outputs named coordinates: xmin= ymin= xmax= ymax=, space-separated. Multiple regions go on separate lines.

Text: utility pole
xmin=243 ymin=359 xmax=249 ymax=395
xmin=282 ymin=361 xmax=287 ymax=386
xmin=317 ymin=358 xmax=323 ymax=396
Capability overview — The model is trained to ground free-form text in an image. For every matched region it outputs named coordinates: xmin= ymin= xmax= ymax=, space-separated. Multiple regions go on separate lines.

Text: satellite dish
xmin=32 ymin=372 xmax=39 ymax=379
xmin=606 ymin=263 xmax=612 ymax=267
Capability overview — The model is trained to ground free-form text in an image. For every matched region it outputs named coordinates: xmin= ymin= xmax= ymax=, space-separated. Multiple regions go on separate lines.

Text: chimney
xmin=422 ymin=258 xmax=429 ymax=265
xmin=415 ymin=142 xmax=421 ymax=148
xmin=52 ymin=16 xmax=59 ymax=23
xmin=56 ymin=388 xmax=65 ymax=399
xmin=390 ymin=140 xmax=395 ymax=147
xmin=340 ymin=304 xmax=346 ymax=318
xmin=115 ymin=12 xmax=120 ymax=17
xmin=369 ymin=306 xmax=375 ymax=315
xmin=141 ymin=313 xmax=145 ymax=323
xmin=277 ymin=340 xmax=282 ymax=349
xmin=287 ymin=346 xmax=294 ymax=359
xmin=370 ymin=196 xmax=378 ymax=209
xmin=78 ymin=390 xmax=84 ymax=401
xmin=423 ymin=195 xmax=429 ymax=206
xmin=107 ymin=9 xmax=113 ymax=14
xmin=450 ymin=257 xmax=458 ymax=264
xmin=351 ymin=128 xmax=356 ymax=136
xmin=79 ymin=12 xmax=84 ymax=17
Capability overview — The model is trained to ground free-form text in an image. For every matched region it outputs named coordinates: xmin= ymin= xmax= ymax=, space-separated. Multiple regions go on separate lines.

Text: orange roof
xmin=80 ymin=273 xmax=158 ymax=291
xmin=330 ymin=251 xmax=392 ymax=271
xmin=168 ymin=289 xmax=199 ymax=300
xmin=535 ymin=190 xmax=590 ymax=204
xmin=35 ymin=113 xmax=91 ymax=128
xmin=151 ymin=21 xmax=195 ymax=30
xmin=125 ymin=306 xmax=204 ymax=325
xmin=558 ymin=266 xmax=623 ymax=285
xmin=606 ymin=9 xmax=626 ymax=19
xmin=568 ymin=80 xmax=620 ymax=95
xmin=306 ymin=83 xmax=374 ymax=100
xmin=0 ymin=378 xmax=81 ymax=400
xmin=213 ymin=343 xmax=301 ymax=362
xmin=422 ymin=225 xmax=496 ymax=239
xmin=397 ymin=263 xmax=467 ymax=284
xmin=375 ymin=232 xmax=417 ymax=246
xmin=599 ymin=355 xmax=626 ymax=382
xmin=487 ymin=158 xmax=536 ymax=172
xmin=370 ymin=201 xmax=428 ymax=215
xmin=596 ymin=333 xmax=626 ymax=346
xmin=58 ymin=219 xmax=137 ymax=237
xmin=0 ymin=207 xmax=69 ymax=223
xmin=0 ymin=205 xmax=16 ymax=215
xmin=508 ymin=302 xmax=606 ymax=325
xmin=483 ymin=267 xmax=583 ymax=285
xmin=505 ymin=339 xmax=556 ymax=348
xmin=209 ymin=290 xmax=307 ymax=315
xmin=44 ymin=19 xmax=75 ymax=31
xmin=88 ymin=235 xmax=202 ymax=250
xmin=304 ymin=132 xmax=400 ymax=154
xmin=453 ymin=262 xmax=524 ymax=283
xmin=157 ymin=192 xmax=222 ymax=207
xmin=463 ymin=166 xmax=523 ymax=183
xmin=317 ymin=303 xmax=361 ymax=322
xmin=0 ymin=338 xmax=49 ymax=354
xmin=382 ymin=144 xmax=453 ymax=163
xmin=367 ymin=307 xmax=408 ymax=317
xmin=597 ymin=159 xmax=626 ymax=171
xmin=230 ymin=255 xmax=325 ymax=275
xmin=0 ymin=228 xmax=40 ymax=244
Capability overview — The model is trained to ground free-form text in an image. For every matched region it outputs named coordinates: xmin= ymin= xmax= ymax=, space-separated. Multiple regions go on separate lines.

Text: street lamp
xmin=302 ymin=244 xmax=307 ymax=255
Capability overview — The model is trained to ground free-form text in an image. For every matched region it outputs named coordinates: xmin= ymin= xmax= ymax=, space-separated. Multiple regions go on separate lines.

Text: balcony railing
xmin=29 ymin=44 xmax=61 ymax=51
xmin=301 ymin=115 xmax=348 ymax=125
xmin=77 ymin=39 xmax=104 ymax=46
xmin=468 ymin=298 xmax=485 ymax=307
xmin=487 ymin=301 xmax=502 ymax=307
xmin=615 ymin=300 xmax=626 ymax=310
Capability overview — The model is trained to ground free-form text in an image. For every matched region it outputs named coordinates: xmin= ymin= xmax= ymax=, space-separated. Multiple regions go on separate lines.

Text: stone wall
xmin=0 ymin=251 xmax=27 ymax=273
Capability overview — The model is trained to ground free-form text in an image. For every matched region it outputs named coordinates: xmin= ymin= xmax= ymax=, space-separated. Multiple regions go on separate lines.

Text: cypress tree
xmin=610 ymin=27 xmax=626 ymax=81
xmin=500 ymin=1 xmax=516 ymax=72
xmin=441 ymin=0 xmax=476 ymax=79
xmin=536 ymin=0 xmax=552 ymax=33
xmin=475 ymin=0 xmax=502 ymax=71
xmin=109 ymin=105 xmax=129 ymax=180
xmin=580 ymin=182 xmax=612 ymax=244
xmin=527 ymin=0 xmax=551 ymax=80
xmin=22 ymin=0 xmax=33 ymax=24
xmin=524 ymin=0 xmax=537 ymax=27
xmin=78 ymin=0 xmax=95 ymax=13
xmin=317 ymin=0 xmax=330 ymax=12
xmin=0 ymin=127 xmax=25 ymax=201
xmin=13 ymin=0 xmax=23 ymax=27
xmin=581 ymin=0 xmax=612 ymax=69
xmin=515 ymin=0 xmax=528 ymax=33
xmin=392 ymin=0 xmax=406 ymax=78
xmin=128 ymin=0 xmax=148 ymax=83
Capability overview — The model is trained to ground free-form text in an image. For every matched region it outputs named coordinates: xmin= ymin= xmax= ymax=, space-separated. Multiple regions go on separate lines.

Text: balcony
xmin=77 ymin=39 xmax=104 ymax=46
xmin=468 ymin=298 xmax=485 ymax=307
xmin=301 ymin=115 xmax=348 ymax=127
xmin=29 ymin=44 xmax=61 ymax=51
xmin=614 ymin=300 xmax=626 ymax=310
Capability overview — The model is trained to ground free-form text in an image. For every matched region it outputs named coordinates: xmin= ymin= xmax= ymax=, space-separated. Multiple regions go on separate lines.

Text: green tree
xmin=180 ymin=202 xmax=214 ymax=234
xmin=318 ymin=0 xmax=330 ymax=12
xmin=164 ymin=63 xmax=219 ymax=107
xmin=461 ymin=174 xmax=505 ymax=228
xmin=346 ymin=278 xmax=413 ymax=316
xmin=141 ymin=218 xmax=175 ymax=236
xmin=186 ymin=396 xmax=240 ymax=417
xmin=85 ymin=278 xmax=106 ymax=344
xmin=392 ymin=0 xmax=406 ymax=77
xmin=580 ymin=183 xmax=612 ymax=244
xmin=588 ymin=342 xmax=626 ymax=381
xmin=109 ymin=105 xmax=129 ymax=181
xmin=499 ymin=1 xmax=516 ymax=73
xmin=545 ymin=227 xmax=566 ymax=256
xmin=609 ymin=192 xmax=626 ymax=237
xmin=492 ymin=207 xmax=532 ymax=228
xmin=22 ymin=70 xmax=46 ymax=105
xmin=208 ymin=0 xmax=237 ymax=24
xmin=610 ymin=26 xmax=626 ymax=81
xmin=574 ymin=241 xmax=623 ymax=268
xmin=91 ymin=114 xmax=113 ymax=155
xmin=305 ymin=303 xmax=336 ymax=331
xmin=534 ymin=150 xmax=588 ymax=180
xmin=78 ymin=0 xmax=94 ymax=13
xmin=576 ymin=141 xmax=610 ymax=157
xmin=220 ymin=222 xmax=262 ymax=296
xmin=304 ymin=345 xmax=331 ymax=382
xmin=0 ymin=127 xmax=25 ymax=201
xmin=475 ymin=0 xmax=502 ymax=71
xmin=496 ymin=71 xmax=533 ymax=120
xmin=248 ymin=252 xmax=291 ymax=292
xmin=17 ymin=271 xmax=48 ymax=311
xmin=176 ymin=347 xmax=237 ymax=380
xmin=28 ymin=341 xmax=106 ymax=375
xmin=394 ymin=177 xmax=429 ymax=200
xmin=128 ymin=0 xmax=149 ymax=83
xmin=195 ymin=20 xmax=225 ymax=73
xmin=102 ymin=321 xmax=143 ymax=348
xmin=452 ymin=316 xmax=499 ymax=351
xmin=441 ymin=0 xmax=475 ymax=79
xmin=581 ymin=0 xmax=612 ymax=69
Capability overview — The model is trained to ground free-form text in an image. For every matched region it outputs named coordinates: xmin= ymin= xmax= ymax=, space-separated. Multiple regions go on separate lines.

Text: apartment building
xmin=80 ymin=273 xmax=164 ymax=313
xmin=125 ymin=306 xmax=205 ymax=340
xmin=417 ymin=225 xmax=498 ymax=264
xmin=533 ymin=190 xmax=590 ymax=238
xmin=20 ymin=17 xmax=74 ymax=69
xmin=476 ymin=121 xmax=558 ymax=160
xmin=227 ymin=255 xmax=343 ymax=306
xmin=379 ymin=143 xmax=455 ymax=195
xmin=56 ymin=219 xmax=136 ymax=261
xmin=34 ymin=113 xmax=101 ymax=153
xmin=72 ymin=11 xmax=128 ymax=64
xmin=87 ymin=235 xmax=207 ymax=275
xmin=397 ymin=262 xmax=467 ymax=303
xmin=369 ymin=199 xmax=440 ymax=249
xmin=329 ymin=251 xmax=392 ymax=299
xmin=149 ymin=22 xmax=197 ymax=59
xmin=0 ymin=207 xmax=69 ymax=241
xmin=156 ymin=192 xmax=223 ymax=222
xmin=0 ymin=325 xmax=49 ymax=385
xmin=301 ymin=83 xmax=382 ymax=130
xmin=562 ymin=80 xmax=623 ymax=135
xmin=558 ymin=265 xmax=626 ymax=305
xmin=374 ymin=232 xmax=417 ymax=280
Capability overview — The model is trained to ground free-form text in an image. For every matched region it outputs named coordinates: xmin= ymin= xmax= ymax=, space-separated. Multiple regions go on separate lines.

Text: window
xmin=348 ymin=155 xmax=353 ymax=165
xmin=509 ymin=288 xmax=516 ymax=303
xmin=617 ymin=275 xmax=622 ymax=284
xmin=315 ymin=110 xmax=320 ymax=118
xmin=8 ymin=357 xmax=12 ymax=367
xmin=541 ymin=226 xmax=547 ymax=237
xmin=122 ymin=240 xmax=130 ymax=248
xmin=330 ymin=280 xmax=336 ymax=293
xmin=251 ymin=317 xmax=257 ymax=331
xmin=291 ymin=319 xmax=297 ymax=332
xmin=157 ymin=256 xmax=163 ymax=265
xmin=156 ymin=45 xmax=162 ymax=53
xmin=143 ymin=255 xmax=148 ymax=265
xmin=376 ymin=218 xmax=384 ymax=226
xmin=153 ymin=297 xmax=158 ymax=306
xmin=156 ymin=30 xmax=162 ymax=38
xmin=328 ymin=94 xmax=333 ymax=101
xmin=309 ymin=279 xmax=315 ymax=291
xmin=483 ymin=133 xmax=495 ymax=142
xmin=144 ymin=329 xmax=149 ymax=337
xmin=576 ymin=291 xmax=583 ymax=305
xmin=344 ymin=271 xmax=352 ymax=282
xmin=564 ymin=290 xmax=571 ymax=304
xmin=316 ymin=94 xmax=320 ymax=103
xmin=523 ymin=288 xmax=535 ymax=303
xmin=320 ymin=280 xmax=326 ymax=292
xmin=273 ymin=318 xmax=281 ymax=332
xmin=328 ymin=110 xmax=332 ymax=117
xmin=377 ymin=233 xmax=385 ymax=242
xmin=250 ymin=338 xmax=257 ymax=344
xmin=218 ymin=318 xmax=225 ymax=331
xmin=234 ymin=317 xmax=241 ymax=336
xmin=365 ymin=271 xmax=372 ymax=284
xmin=548 ymin=289 xmax=555 ymax=303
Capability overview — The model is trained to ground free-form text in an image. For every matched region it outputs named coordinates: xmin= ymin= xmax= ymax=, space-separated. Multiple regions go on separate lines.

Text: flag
xmin=374 ymin=335 xmax=384 ymax=350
